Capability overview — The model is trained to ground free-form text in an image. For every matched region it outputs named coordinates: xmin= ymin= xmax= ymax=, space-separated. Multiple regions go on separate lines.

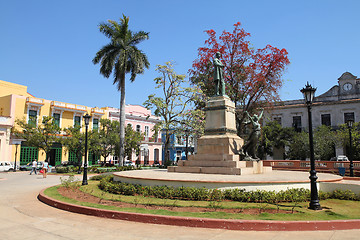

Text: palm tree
xmin=93 ymin=15 xmax=149 ymax=166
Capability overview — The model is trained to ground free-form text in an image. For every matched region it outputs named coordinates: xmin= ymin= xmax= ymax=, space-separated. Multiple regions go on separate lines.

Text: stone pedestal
xmin=168 ymin=95 xmax=271 ymax=175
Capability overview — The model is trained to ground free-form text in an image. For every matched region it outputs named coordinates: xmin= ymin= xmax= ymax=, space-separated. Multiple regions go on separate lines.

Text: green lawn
xmin=43 ymin=180 xmax=360 ymax=221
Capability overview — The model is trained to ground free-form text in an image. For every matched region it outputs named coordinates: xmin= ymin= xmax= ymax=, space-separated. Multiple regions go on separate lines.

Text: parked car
xmin=0 ymin=161 xmax=14 ymax=172
xmin=124 ymin=160 xmax=135 ymax=167
xmin=330 ymin=155 xmax=349 ymax=161
xmin=19 ymin=162 xmax=43 ymax=171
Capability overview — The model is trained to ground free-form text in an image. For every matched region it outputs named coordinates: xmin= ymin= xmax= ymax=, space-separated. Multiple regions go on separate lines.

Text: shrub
xmin=331 ymin=189 xmax=359 ymax=201
xmin=60 ymin=175 xmax=80 ymax=189
xmin=55 ymin=166 xmax=70 ymax=173
xmin=90 ymin=174 xmax=110 ymax=181
xmin=97 ymin=176 xmax=360 ymax=203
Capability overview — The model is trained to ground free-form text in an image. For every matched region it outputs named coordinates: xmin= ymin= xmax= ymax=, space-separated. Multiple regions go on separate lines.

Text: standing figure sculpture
xmin=213 ymin=52 xmax=225 ymax=96
xmin=242 ymin=109 xmax=264 ymax=160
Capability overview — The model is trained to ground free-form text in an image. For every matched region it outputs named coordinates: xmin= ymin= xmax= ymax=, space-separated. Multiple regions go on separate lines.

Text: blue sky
xmin=1 ymin=0 xmax=360 ymax=109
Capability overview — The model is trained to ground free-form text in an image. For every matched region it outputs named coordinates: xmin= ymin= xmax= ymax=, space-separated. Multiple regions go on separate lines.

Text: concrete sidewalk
xmin=0 ymin=171 xmax=359 ymax=240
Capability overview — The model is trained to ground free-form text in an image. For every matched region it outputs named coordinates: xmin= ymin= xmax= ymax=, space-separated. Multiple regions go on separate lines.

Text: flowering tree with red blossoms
xmin=189 ymin=22 xmax=290 ymax=135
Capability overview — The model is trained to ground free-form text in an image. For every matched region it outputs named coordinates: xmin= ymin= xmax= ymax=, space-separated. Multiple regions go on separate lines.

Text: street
xmin=0 ymin=171 xmax=359 ymax=240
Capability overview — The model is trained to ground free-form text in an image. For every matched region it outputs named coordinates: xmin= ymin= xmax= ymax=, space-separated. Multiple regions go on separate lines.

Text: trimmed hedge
xmin=98 ymin=176 xmax=360 ymax=203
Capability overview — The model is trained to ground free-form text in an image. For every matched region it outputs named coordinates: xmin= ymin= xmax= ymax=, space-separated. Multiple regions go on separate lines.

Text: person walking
xmin=29 ymin=160 xmax=38 ymax=175
xmin=41 ymin=161 xmax=48 ymax=178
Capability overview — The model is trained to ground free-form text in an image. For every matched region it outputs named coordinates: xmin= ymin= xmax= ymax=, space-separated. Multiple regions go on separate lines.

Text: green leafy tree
xmin=337 ymin=123 xmax=360 ymax=160
xmin=313 ymin=125 xmax=337 ymax=160
xmin=287 ymin=131 xmax=309 ymax=160
xmin=178 ymin=109 xmax=206 ymax=138
xmin=144 ymin=62 xmax=200 ymax=165
xmin=90 ymin=119 xmax=119 ymax=166
xmin=61 ymin=126 xmax=86 ymax=172
xmin=260 ymin=121 xmax=294 ymax=159
xmin=93 ymin=15 xmax=150 ymax=166
xmin=175 ymin=108 xmax=206 ymax=157
xmin=287 ymin=125 xmax=338 ymax=160
xmin=13 ymin=116 xmax=61 ymax=162
xmin=124 ymin=124 xmax=144 ymax=161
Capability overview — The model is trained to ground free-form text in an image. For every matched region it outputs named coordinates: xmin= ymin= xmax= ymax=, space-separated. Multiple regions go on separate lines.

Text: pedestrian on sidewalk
xmin=29 ymin=160 xmax=38 ymax=175
xmin=41 ymin=161 xmax=48 ymax=178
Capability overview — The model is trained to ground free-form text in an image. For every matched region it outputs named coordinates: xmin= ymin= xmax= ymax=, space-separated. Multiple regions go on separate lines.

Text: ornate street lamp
xmin=82 ymin=113 xmax=91 ymax=185
xmin=300 ymin=82 xmax=322 ymax=210
xmin=347 ymin=119 xmax=354 ymax=177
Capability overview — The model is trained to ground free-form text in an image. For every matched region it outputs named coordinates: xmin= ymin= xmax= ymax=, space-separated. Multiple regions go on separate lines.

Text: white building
xmin=264 ymin=72 xmax=360 ymax=159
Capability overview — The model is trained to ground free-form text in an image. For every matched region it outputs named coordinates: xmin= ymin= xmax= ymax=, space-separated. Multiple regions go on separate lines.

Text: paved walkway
xmin=0 ymin=171 xmax=359 ymax=240
xmin=115 ymin=169 xmax=343 ymax=182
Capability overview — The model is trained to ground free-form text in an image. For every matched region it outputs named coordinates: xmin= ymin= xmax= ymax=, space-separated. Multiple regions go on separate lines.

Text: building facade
xmin=161 ymin=130 xmax=195 ymax=164
xmin=0 ymin=80 xmax=107 ymax=165
xmin=0 ymin=79 xmax=161 ymax=166
xmin=106 ymin=105 xmax=162 ymax=165
xmin=264 ymin=72 xmax=360 ymax=159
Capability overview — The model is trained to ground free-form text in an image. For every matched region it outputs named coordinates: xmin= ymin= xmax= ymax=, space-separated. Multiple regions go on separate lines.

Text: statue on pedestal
xmin=213 ymin=52 xmax=225 ymax=96
xmin=242 ymin=109 xmax=264 ymax=160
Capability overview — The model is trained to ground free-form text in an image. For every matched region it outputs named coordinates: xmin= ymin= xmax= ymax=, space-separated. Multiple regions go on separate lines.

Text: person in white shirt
xmin=30 ymin=160 xmax=37 ymax=175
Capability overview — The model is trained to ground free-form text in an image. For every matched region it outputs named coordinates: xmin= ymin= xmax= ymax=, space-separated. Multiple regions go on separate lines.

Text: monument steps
xmin=178 ymin=159 xmax=242 ymax=168
xmin=188 ymin=154 xmax=240 ymax=161
xmin=168 ymin=165 xmax=272 ymax=175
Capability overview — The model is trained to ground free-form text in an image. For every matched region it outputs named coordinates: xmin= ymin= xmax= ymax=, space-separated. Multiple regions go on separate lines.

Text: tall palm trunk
xmin=118 ymin=76 xmax=126 ymax=166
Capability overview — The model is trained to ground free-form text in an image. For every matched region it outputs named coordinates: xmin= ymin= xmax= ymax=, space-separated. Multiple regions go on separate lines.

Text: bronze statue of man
xmin=213 ymin=52 xmax=225 ymax=96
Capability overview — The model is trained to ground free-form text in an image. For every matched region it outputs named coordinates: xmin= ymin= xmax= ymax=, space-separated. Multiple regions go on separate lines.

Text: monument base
xmin=168 ymin=159 xmax=272 ymax=175
xmin=168 ymin=96 xmax=271 ymax=175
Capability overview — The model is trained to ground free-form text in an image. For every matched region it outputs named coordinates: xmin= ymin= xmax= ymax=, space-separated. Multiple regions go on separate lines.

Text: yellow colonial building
xmin=0 ymin=80 xmax=106 ymax=166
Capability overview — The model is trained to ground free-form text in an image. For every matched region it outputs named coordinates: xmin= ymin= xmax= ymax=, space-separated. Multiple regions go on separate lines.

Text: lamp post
xmin=300 ymin=82 xmax=322 ymax=210
xmin=82 ymin=113 xmax=91 ymax=185
xmin=347 ymin=119 xmax=354 ymax=177
xmin=13 ymin=143 xmax=19 ymax=172
xmin=11 ymin=139 xmax=22 ymax=172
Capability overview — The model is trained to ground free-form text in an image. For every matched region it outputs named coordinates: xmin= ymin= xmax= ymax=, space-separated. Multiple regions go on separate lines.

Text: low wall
xmin=263 ymin=160 xmax=360 ymax=176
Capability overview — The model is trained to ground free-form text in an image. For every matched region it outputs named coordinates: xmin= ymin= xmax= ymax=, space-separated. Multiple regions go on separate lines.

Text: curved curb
xmin=38 ymin=189 xmax=360 ymax=231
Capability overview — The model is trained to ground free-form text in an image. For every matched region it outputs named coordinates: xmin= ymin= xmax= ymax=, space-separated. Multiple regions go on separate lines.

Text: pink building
xmin=107 ymin=105 xmax=162 ymax=165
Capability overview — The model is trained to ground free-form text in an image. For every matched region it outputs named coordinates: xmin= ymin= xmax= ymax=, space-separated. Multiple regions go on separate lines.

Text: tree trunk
xmin=77 ymin=153 xmax=82 ymax=174
xmin=118 ymin=77 xmax=126 ymax=167
xmin=163 ymin=130 xmax=171 ymax=166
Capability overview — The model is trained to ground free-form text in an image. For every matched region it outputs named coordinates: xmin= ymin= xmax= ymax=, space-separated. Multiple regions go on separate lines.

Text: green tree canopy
xmin=336 ymin=123 xmax=360 ymax=160
xmin=144 ymin=62 xmax=201 ymax=165
xmin=61 ymin=126 xmax=86 ymax=170
xmin=124 ymin=124 xmax=144 ymax=161
xmin=260 ymin=120 xmax=294 ymax=158
xmin=13 ymin=116 xmax=61 ymax=162
xmin=90 ymin=119 xmax=119 ymax=165
xmin=313 ymin=125 xmax=337 ymax=160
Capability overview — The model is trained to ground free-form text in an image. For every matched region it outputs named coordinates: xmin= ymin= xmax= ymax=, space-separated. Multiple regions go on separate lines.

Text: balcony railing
xmin=26 ymin=97 xmax=44 ymax=106
xmin=142 ymin=136 xmax=162 ymax=143
xmin=51 ymin=101 xmax=87 ymax=112
xmin=0 ymin=116 xmax=12 ymax=126
xmin=91 ymin=107 xmax=105 ymax=115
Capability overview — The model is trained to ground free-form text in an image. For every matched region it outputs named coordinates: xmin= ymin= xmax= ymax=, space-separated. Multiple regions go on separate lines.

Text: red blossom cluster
xmin=189 ymin=22 xmax=290 ymax=129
